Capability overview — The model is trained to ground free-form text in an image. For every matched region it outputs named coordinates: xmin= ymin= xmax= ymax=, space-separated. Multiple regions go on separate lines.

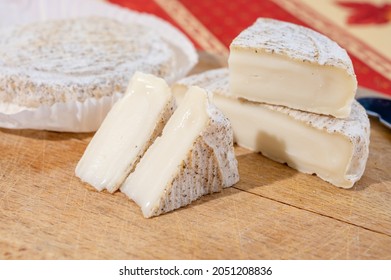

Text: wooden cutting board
xmin=1 ymin=53 xmax=391 ymax=260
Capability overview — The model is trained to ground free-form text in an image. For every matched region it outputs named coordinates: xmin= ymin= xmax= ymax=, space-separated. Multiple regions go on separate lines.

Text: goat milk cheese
xmin=173 ymin=69 xmax=370 ymax=188
xmin=0 ymin=16 xmax=189 ymax=132
xmin=121 ymin=86 xmax=239 ymax=217
xmin=228 ymin=18 xmax=357 ymax=118
xmin=76 ymin=72 xmax=175 ymax=193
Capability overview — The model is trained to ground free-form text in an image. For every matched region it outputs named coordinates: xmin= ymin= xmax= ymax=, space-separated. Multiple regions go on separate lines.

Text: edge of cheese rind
xmin=173 ymin=68 xmax=230 ymax=98
xmin=147 ymin=92 xmax=239 ymax=217
xmin=258 ymin=99 xmax=370 ymax=188
xmin=230 ymin=18 xmax=355 ymax=77
xmin=172 ymin=68 xmax=370 ymax=189
xmin=341 ymin=102 xmax=370 ymax=185
xmin=105 ymin=96 xmax=176 ymax=193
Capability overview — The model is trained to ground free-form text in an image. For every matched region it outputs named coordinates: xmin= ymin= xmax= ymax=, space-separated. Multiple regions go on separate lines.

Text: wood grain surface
xmin=1 ymin=54 xmax=391 ymax=260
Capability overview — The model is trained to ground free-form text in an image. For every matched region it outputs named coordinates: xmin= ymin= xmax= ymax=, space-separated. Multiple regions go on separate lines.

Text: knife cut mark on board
xmin=233 ymin=187 xmax=391 ymax=238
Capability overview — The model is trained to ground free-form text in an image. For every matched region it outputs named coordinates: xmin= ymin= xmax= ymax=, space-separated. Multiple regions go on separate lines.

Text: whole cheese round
xmin=0 ymin=16 xmax=195 ymax=132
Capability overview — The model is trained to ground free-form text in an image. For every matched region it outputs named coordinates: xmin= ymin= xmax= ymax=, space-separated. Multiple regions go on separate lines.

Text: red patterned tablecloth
xmin=109 ymin=0 xmax=391 ymax=97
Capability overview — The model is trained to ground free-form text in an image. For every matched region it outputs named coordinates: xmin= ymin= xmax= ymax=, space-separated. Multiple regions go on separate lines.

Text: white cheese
xmin=75 ymin=72 xmax=175 ymax=193
xmin=228 ymin=18 xmax=357 ymax=118
xmin=121 ymin=86 xmax=239 ymax=218
xmin=173 ymin=68 xmax=370 ymax=188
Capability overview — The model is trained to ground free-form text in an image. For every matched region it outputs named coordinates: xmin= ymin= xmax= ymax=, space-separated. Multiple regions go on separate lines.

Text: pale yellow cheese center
xmin=173 ymin=85 xmax=354 ymax=188
xmin=75 ymin=72 xmax=171 ymax=192
xmin=229 ymin=50 xmax=356 ymax=118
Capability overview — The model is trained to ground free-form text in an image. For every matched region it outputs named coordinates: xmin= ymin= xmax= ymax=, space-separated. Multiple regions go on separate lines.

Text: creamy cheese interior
xmin=173 ymin=85 xmax=354 ymax=188
xmin=121 ymin=86 xmax=209 ymax=217
xmin=229 ymin=50 xmax=356 ymax=118
xmin=75 ymin=72 xmax=171 ymax=192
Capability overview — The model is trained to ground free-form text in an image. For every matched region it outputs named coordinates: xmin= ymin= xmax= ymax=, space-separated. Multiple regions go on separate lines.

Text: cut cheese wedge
xmin=75 ymin=72 xmax=175 ymax=193
xmin=120 ymin=86 xmax=239 ymax=218
xmin=228 ymin=18 xmax=357 ymax=118
xmin=173 ymin=68 xmax=370 ymax=188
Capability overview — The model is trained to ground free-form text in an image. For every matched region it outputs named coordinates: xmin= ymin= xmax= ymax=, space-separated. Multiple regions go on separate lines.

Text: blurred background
xmin=0 ymin=0 xmax=390 ymax=98
xmin=108 ymin=0 xmax=391 ymax=98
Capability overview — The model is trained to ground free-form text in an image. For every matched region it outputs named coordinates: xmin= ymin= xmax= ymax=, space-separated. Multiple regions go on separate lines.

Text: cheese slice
xmin=173 ymin=68 xmax=370 ymax=188
xmin=228 ymin=18 xmax=357 ymax=118
xmin=120 ymin=86 xmax=239 ymax=218
xmin=75 ymin=72 xmax=175 ymax=193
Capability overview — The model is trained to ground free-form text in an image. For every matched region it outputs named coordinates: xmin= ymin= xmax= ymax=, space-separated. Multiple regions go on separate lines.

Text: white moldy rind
xmin=0 ymin=17 xmax=175 ymax=108
xmin=121 ymin=87 xmax=239 ymax=218
xmin=229 ymin=18 xmax=357 ymax=118
xmin=149 ymin=101 xmax=239 ymax=217
xmin=173 ymin=68 xmax=370 ymax=188
xmin=230 ymin=18 xmax=355 ymax=75
xmin=0 ymin=11 xmax=197 ymax=132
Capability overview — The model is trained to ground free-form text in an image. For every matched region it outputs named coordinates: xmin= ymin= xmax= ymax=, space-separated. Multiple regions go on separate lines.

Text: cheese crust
xmin=0 ymin=17 xmax=175 ymax=108
xmin=230 ymin=18 xmax=355 ymax=76
xmin=121 ymin=87 xmax=239 ymax=217
xmin=149 ymin=98 xmax=239 ymax=217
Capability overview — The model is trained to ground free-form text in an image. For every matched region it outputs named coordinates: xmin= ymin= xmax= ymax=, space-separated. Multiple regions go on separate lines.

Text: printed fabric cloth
xmin=109 ymin=0 xmax=391 ymax=97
